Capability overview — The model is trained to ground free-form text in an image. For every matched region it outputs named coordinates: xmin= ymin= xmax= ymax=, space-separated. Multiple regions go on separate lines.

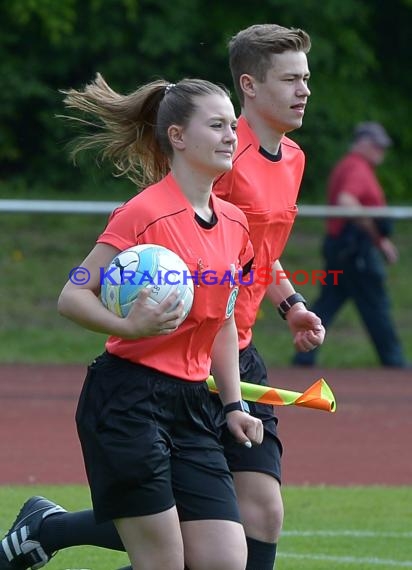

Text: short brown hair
xmin=229 ymin=24 xmax=311 ymax=105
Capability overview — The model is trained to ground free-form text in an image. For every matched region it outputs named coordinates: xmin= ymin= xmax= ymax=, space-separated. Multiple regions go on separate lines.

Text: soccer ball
xmin=101 ymin=244 xmax=194 ymax=320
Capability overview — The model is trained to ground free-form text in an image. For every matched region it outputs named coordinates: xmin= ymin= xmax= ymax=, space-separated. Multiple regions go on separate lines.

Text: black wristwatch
xmin=223 ymin=400 xmax=250 ymax=415
xmin=277 ymin=293 xmax=307 ymax=320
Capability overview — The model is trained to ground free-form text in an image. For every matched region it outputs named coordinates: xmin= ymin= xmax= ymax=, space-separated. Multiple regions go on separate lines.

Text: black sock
xmin=39 ymin=509 xmax=124 ymax=553
xmin=246 ymin=536 xmax=277 ymax=570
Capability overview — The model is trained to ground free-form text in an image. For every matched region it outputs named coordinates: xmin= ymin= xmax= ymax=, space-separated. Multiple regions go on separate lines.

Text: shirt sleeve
xmin=96 ymin=202 xmax=142 ymax=251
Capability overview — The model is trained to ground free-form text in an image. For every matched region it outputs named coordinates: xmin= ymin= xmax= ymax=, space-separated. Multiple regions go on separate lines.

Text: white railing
xmin=1 ymin=199 xmax=412 ymax=218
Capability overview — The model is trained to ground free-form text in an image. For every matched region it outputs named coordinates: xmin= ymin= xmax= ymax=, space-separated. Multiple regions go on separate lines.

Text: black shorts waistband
xmin=97 ymin=351 xmax=207 ymax=387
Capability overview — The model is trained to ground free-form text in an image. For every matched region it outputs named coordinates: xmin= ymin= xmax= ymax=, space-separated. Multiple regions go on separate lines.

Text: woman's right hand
xmin=123 ymin=288 xmax=186 ymax=338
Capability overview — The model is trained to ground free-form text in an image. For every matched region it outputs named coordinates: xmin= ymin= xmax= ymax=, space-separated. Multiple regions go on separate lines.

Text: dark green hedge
xmin=1 ymin=0 xmax=411 ymax=202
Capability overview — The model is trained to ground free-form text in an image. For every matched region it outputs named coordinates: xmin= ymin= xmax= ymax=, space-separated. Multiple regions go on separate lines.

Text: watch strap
xmin=223 ymin=400 xmax=250 ymax=415
xmin=278 ymin=293 xmax=307 ymax=320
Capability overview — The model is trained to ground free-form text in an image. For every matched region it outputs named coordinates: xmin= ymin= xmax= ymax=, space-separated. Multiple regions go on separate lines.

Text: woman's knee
xmin=235 ymin=473 xmax=284 ymax=541
xmin=182 ymin=520 xmax=247 ymax=570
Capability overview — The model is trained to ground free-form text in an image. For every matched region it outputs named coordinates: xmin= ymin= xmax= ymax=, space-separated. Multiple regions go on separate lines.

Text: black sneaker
xmin=0 ymin=496 xmax=66 ymax=570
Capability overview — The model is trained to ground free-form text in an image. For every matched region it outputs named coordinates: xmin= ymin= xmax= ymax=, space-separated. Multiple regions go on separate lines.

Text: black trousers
xmin=293 ymin=234 xmax=405 ymax=367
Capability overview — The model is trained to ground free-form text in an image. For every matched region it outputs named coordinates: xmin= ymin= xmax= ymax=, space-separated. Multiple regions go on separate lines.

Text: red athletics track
xmin=0 ymin=364 xmax=411 ymax=485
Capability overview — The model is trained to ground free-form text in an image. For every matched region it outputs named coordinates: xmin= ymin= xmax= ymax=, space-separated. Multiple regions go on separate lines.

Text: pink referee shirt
xmin=97 ymin=173 xmax=253 ymax=380
xmin=213 ymin=116 xmax=305 ymax=349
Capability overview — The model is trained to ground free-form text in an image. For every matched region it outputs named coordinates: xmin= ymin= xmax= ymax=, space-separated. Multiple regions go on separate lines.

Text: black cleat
xmin=0 ymin=496 xmax=66 ymax=570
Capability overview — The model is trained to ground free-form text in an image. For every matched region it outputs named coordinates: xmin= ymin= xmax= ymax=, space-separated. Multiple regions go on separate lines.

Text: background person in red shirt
xmin=293 ymin=122 xmax=408 ymax=368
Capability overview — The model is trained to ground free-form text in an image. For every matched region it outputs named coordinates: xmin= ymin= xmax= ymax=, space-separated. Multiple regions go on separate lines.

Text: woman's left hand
xmin=226 ymin=411 xmax=264 ymax=448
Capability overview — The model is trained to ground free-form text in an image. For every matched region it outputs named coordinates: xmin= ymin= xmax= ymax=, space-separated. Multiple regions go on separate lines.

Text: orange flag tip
xmin=295 ymin=377 xmax=337 ymax=413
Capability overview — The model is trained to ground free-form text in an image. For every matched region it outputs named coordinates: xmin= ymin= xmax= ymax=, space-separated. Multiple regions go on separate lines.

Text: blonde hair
xmin=229 ymin=24 xmax=311 ymax=105
xmin=61 ymin=74 xmax=230 ymax=188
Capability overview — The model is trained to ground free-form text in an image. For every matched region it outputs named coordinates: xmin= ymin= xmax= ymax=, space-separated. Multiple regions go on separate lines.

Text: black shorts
xmin=76 ymin=352 xmax=240 ymax=524
xmin=219 ymin=343 xmax=283 ymax=483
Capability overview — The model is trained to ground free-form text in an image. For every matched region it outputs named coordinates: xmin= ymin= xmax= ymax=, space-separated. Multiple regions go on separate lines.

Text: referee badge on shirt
xmin=225 ymin=286 xmax=239 ymax=318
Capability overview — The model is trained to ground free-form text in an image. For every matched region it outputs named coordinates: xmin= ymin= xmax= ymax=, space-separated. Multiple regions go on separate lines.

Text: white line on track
xmin=278 ymin=552 xmax=412 ymax=567
xmin=282 ymin=530 xmax=412 ymax=538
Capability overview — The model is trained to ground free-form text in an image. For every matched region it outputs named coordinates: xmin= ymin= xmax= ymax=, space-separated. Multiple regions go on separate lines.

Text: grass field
xmin=1 ymin=208 xmax=411 ymax=367
xmin=1 ymin=486 xmax=412 ymax=569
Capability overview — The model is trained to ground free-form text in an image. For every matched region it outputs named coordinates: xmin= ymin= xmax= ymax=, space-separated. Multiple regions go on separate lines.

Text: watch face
xmin=242 ymin=400 xmax=250 ymax=414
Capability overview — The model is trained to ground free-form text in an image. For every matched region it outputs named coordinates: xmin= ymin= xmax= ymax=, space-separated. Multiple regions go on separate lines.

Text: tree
xmin=0 ymin=0 xmax=411 ymax=201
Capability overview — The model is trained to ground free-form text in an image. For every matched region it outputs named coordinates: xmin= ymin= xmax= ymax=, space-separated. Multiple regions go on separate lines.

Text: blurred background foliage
xmin=1 ymin=0 xmax=411 ymax=202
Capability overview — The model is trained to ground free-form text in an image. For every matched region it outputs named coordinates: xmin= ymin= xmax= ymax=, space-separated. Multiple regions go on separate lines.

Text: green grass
xmin=0 ymin=212 xmax=109 ymax=364
xmin=278 ymin=486 xmax=412 ymax=569
xmin=1 ymin=210 xmax=411 ymax=366
xmin=1 ymin=485 xmax=411 ymax=569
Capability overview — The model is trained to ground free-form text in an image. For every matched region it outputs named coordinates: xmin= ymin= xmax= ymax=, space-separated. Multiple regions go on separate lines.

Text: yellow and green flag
xmin=207 ymin=377 xmax=336 ymax=413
